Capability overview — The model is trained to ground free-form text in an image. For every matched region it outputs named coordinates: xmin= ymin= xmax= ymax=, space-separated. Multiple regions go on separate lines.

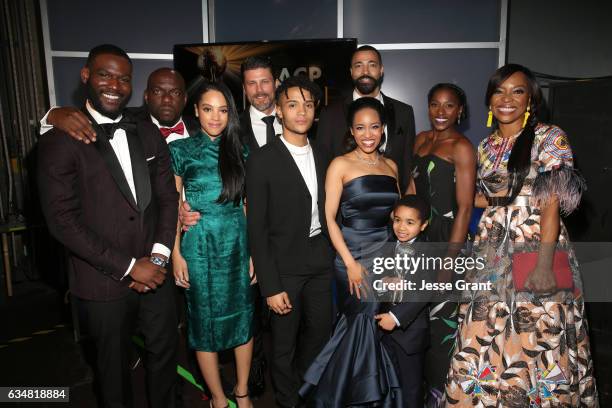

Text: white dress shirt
xmin=249 ymin=106 xmax=282 ymax=147
xmin=151 ymin=115 xmax=190 ymax=143
xmin=279 ymin=136 xmax=321 ymax=237
xmin=352 ymin=90 xmax=388 ymax=152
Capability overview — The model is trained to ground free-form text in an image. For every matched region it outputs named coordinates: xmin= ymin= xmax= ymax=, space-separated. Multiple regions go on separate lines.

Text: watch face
xmin=151 ymin=257 xmax=165 ymax=266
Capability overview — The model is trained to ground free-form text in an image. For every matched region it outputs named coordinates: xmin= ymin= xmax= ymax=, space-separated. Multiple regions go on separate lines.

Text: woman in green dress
xmin=170 ymin=81 xmax=254 ymax=408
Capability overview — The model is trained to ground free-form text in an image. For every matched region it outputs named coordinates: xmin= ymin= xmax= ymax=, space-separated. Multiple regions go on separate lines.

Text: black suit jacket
xmin=37 ymin=109 xmax=179 ymax=301
xmin=315 ymin=92 xmax=416 ymax=192
xmin=378 ymin=236 xmax=430 ymax=355
xmin=246 ymin=137 xmax=334 ymax=297
xmin=240 ymin=110 xmax=260 ymax=151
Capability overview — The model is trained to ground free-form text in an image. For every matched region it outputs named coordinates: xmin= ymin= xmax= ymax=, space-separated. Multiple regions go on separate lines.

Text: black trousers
xmin=269 ymin=235 xmax=333 ymax=407
xmin=250 ymin=283 xmax=267 ymax=378
xmin=76 ymin=279 xmax=178 ymax=408
xmin=381 ymin=336 xmax=425 ymax=408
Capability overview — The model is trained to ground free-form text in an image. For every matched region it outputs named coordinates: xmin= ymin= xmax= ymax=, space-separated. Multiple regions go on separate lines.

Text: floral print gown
xmin=445 ymin=124 xmax=598 ymax=407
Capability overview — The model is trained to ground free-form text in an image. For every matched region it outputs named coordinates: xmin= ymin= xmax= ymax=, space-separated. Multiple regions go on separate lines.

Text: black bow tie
xmin=99 ymin=121 xmax=136 ymax=139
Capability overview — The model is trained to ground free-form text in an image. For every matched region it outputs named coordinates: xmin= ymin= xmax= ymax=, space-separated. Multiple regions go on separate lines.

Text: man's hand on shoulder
xmin=129 ymin=256 xmax=166 ymax=289
xmin=48 ymin=107 xmax=97 ymax=144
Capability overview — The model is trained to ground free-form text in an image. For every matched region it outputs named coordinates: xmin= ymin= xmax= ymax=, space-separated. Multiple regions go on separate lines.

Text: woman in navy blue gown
xmin=300 ymin=97 xmax=402 ymax=407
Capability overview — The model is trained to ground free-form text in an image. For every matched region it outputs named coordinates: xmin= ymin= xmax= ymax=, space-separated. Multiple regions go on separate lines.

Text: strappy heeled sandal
xmin=232 ymin=388 xmax=253 ymax=408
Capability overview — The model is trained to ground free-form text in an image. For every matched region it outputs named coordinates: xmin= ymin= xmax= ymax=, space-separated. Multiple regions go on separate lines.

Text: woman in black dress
xmin=408 ymin=83 xmax=476 ymax=407
xmin=300 ymin=97 xmax=402 ymax=407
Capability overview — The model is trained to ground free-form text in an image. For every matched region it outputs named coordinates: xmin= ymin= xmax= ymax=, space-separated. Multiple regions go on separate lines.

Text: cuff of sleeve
xmin=121 ymin=258 xmax=136 ymax=280
xmin=388 ymin=311 xmax=401 ymax=327
xmin=151 ymin=243 xmax=171 ymax=258
xmin=39 ymin=107 xmax=57 ymax=135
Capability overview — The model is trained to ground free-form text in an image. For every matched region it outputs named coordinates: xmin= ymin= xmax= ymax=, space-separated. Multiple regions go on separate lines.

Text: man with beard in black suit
xmin=315 ymin=45 xmax=416 ymax=192
xmin=37 ymin=44 xmax=179 ymax=408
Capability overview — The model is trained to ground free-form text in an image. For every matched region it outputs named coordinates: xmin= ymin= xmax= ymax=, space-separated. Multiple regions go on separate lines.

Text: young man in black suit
xmin=316 ymin=45 xmax=416 ymax=192
xmin=246 ymin=76 xmax=334 ymax=408
xmin=37 ymin=44 xmax=179 ymax=408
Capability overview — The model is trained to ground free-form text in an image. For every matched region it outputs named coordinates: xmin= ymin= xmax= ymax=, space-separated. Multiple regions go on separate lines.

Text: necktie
xmin=159 ymin=122 xmax=185 ymax=138
xmin=261 ymin=115 xmax=276 ymax=145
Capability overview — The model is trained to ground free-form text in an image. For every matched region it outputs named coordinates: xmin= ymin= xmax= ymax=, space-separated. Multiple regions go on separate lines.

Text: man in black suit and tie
xmin=246 ymin=76 xmax=334 ymax=408
xmin=316 ymin=45 xmax=416 ymax=192
xmin=37 ymin=44 xmax=179 ymax=408
xmin=239 ymin=56 xmax=282 ymax=151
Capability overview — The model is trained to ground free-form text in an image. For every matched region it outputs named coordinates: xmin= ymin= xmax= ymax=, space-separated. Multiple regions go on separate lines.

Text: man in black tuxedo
xmin=246 ymin=76 xmax=334 ymax=408
xmin=37 ymin=44 xmax=179 ymax=408
xmin=316 ymin=45 xmax=416 ymax=192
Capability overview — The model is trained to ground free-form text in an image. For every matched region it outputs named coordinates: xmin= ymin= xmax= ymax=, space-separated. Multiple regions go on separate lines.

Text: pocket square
xmin=146 ymin=156 xmax=156 ymax=162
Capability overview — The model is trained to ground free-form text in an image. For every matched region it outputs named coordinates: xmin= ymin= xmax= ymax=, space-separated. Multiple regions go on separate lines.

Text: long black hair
xmin=194 ymin=81 xmax=245 ymax=206
xmin=485 ymin=64 xmax=542 ymax=200
xmin=344 ymin=97 xmax=387 ymax=153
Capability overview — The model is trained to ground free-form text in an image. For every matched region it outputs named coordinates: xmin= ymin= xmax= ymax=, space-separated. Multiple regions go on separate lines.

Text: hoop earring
xmin=486 ymin=110 xmax=493 ymax=128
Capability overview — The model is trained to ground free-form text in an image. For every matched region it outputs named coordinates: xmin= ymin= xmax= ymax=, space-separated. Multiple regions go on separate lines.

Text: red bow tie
xmin=159 ymin=122 xmax=185 ymax=138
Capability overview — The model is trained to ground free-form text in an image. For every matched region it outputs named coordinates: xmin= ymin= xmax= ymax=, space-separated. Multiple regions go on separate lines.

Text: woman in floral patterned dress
xmin=445 ymin=64 xmax=598 ymax=407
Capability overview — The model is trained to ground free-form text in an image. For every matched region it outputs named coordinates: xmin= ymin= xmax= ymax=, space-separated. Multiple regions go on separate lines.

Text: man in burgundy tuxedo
xmin=37 ymin=44 xmax=179 ymax=408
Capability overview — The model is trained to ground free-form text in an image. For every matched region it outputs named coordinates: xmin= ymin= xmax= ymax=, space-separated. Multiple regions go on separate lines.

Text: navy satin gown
xmin=300 ymin=175 xmax=403 ymax=407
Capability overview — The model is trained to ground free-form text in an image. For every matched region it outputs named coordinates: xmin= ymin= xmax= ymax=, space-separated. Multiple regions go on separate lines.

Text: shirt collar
xmin=150 ymin=115 xmax=184 ymax=129
xmin=397 ymin=237 xmax=418 ymax=244
xmin=249 ymin=105 xmax=277 ymax=121
xmin=280 ymin=134 xmax=311 ymax=155
xmin=352 ymin=90 xmax=384 ymax=105
xmin=86 ymin=100 xmax=122 ymax=124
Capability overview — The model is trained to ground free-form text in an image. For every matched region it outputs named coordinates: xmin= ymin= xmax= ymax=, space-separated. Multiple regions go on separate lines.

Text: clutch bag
xmin=512 ymin=251 xmax=573 ymax=291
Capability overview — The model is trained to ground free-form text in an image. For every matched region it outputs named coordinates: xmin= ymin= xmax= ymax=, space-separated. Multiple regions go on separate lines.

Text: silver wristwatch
xmin=150 ymin=255 xmax=167 ymax=268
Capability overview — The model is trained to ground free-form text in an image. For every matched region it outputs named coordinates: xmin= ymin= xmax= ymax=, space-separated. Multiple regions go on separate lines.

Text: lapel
xmin=83 ymin=107 xmax=142 ymax=212
xmin=382 ymin=93 xmax=398 ymax=157
xmin=126 ymin=122 xmax=151 ymax=212
xmin=272 ymin=137 xmax=311 ymax=198
xmin=240 ymin=110 xmax=259 ymax=151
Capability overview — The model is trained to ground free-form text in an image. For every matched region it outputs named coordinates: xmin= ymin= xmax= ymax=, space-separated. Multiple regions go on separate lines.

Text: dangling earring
xmin=522 ymin=105 xmax=530 ymax=128
xmin=486 ymin=109 xmax=493 ymax=128
xmin=457 ymin=111 xmax=462 ymax=125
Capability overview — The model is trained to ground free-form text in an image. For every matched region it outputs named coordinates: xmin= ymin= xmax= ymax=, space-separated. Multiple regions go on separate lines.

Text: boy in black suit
xmin=374 ymin=195 xmax=431 ymax=407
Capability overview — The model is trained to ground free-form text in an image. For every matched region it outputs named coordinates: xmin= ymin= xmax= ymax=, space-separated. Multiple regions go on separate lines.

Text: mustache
xmin=356 ymin=75 xmax=377 ymax=82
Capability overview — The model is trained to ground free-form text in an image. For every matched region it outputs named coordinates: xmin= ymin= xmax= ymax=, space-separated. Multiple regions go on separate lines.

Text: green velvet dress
xmin=169 ymin=131 xmax=252 ymax=352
